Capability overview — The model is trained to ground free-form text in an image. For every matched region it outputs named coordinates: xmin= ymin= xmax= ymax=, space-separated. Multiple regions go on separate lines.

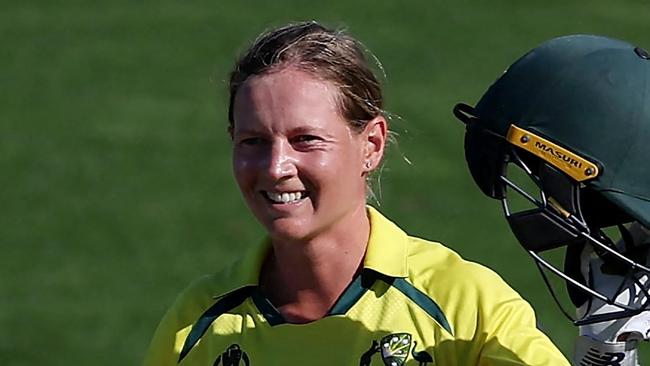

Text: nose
xmin=266 ymin=140 xmax=298 ymax=180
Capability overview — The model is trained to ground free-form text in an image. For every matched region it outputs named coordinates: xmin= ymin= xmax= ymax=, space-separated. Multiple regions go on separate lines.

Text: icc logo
xmin=213 ymin=344 xmax=250 ymax=366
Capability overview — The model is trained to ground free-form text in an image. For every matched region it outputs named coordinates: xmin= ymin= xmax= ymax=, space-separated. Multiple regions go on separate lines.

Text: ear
xmin=362 ymin=116 xmax=388 ymax=172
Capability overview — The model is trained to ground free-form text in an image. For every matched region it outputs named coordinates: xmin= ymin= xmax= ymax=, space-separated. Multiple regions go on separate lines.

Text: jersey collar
xmin=363 ymin=206 xmax=409 ymax=278
xmin=218 ymin=206 xmax=409 ymax=298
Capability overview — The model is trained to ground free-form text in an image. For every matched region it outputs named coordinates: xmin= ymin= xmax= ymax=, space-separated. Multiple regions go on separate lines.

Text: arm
xmin=479 ymin=296 xmax=571 ymax=366
xmin=460 ymin=265 xmax=571 ymax=365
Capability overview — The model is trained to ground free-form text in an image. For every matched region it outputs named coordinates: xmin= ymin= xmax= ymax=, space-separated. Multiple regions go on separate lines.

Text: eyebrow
xmin=232 ymin=127 xmax=263 ymax=136
xmin=234 ymin=125 xmax=332 ymax=136
xmin=290 ymin=125 xmax=329 ymax=135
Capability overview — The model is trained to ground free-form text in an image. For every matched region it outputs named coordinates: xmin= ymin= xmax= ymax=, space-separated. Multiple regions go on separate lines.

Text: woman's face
xmin=231 ymin=68 xmax=374 ymax=241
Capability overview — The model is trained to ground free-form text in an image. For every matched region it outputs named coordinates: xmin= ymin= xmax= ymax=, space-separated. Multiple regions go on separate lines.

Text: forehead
xmin=232 ymin=68 xmax=346 ymax=132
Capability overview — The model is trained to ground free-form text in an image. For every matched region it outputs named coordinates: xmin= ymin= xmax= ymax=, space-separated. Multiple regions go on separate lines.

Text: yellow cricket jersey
xmin=143 ymin=207 xmax=570 ymax=366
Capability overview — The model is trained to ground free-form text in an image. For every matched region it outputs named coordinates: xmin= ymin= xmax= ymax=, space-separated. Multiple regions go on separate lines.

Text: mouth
xmin=262 ymin=190 xmax=309 ymax=204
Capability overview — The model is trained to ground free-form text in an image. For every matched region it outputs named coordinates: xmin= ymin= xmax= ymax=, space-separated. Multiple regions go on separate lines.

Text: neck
xmin=260 ymin=204 xmax=370 ymax=323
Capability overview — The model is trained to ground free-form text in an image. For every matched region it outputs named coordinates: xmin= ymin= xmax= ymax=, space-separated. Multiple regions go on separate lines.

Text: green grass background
xmin=3 ymin=0 xmax=649 ymax=364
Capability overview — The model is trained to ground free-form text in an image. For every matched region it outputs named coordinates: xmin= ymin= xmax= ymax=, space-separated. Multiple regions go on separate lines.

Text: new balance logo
xmin=579 ymin=348 xmax=625 ymax=366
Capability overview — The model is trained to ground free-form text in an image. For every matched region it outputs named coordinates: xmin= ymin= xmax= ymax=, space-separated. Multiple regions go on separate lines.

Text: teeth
xmin=267 ymin=191 xmax=303 ymax=204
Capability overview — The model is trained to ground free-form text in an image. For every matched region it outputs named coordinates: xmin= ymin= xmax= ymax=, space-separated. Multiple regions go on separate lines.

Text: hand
xmin=572 ymin=224 xmax=650 ymax=366
xmin=576 ymin=223 xmax=650 ymax=342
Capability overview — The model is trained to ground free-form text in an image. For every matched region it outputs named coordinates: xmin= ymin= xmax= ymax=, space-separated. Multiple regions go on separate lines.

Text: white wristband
xmin=573 ymin=335 xmax=639 ymax=366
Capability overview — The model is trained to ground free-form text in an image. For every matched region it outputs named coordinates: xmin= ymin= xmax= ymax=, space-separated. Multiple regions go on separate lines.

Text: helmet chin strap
xmin=498 ymin=147 xmax=650 ymax=325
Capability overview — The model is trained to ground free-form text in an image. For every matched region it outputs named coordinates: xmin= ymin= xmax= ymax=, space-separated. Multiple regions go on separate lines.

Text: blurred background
xmin=3 ymin=0 xmax=649 ymax=364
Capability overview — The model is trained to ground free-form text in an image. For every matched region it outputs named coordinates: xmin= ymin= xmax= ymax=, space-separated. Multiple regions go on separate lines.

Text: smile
xmin=263 ymin=190 xmax=308 ymax=204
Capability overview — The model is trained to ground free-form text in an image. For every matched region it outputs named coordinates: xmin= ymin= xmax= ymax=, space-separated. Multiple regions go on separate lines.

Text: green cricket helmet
xmin=454 ymin=34 xmax=650 ymax=324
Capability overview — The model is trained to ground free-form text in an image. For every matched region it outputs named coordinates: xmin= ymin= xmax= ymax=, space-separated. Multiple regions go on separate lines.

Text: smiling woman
xmin=142 ymin=21 xmax=571 ymax=366
xmin=231 ymin=68 xmax=381 ymax=247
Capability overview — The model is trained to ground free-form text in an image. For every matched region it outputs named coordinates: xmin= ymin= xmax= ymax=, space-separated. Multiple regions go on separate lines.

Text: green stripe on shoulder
xmin=178 ymin=286 xmax=253 ymax=363
xmin=392 ymin=278 xmax=453 ymax=335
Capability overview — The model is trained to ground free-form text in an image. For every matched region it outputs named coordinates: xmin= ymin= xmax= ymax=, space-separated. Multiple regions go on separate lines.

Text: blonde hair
xmin=228 ymin=21 xmax=384 ymax=133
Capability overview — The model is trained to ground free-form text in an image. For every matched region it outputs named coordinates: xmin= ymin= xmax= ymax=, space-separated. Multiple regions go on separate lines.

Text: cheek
xmin=308 ymin=150 xmax=364 ymax=186
xmin=232 ymin=154 xmax=254 ymax=187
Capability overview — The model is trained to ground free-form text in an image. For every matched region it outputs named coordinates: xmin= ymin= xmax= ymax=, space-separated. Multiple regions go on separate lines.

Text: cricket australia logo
xmin=359 ymin=333 xmax=434 ymax=366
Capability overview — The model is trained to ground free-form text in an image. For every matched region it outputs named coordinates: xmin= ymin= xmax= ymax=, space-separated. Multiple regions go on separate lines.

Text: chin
xmin=264 ymin=218 xmax=314 ymax=242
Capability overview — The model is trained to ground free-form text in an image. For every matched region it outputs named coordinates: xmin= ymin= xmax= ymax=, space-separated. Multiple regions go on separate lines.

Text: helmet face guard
xmin=454 ymin=101 xmax=650 ymax=325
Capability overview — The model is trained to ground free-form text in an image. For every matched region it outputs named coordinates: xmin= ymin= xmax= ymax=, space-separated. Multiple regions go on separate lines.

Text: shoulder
xmin=169 ymin=258 xmax=253 ymax=322
xmin=405 ymin=236 xmax=515 ymax=297
xmin=404 ymin=235 xmax=535 ymax=330
xmin=153 ymin=247 xmax=255 ymax=334
xmin=404 ymin=237 xmax=570 ymax=362
xmin=171 ymin=239 xmax=268 ymax=313
xmin=142 ymin=264 xmax=250 ymax=366
xmin=173 ymin=274 xmax=224 ymax=315
xmin=152 ymin=272 xmax=227 ymax=341
xmin=367 ymin=207 xmax=519 ymax=304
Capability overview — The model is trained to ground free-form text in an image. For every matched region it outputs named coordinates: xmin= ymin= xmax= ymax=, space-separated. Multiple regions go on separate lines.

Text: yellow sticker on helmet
xmin=506 ymin=125 xmax=600 ymax=182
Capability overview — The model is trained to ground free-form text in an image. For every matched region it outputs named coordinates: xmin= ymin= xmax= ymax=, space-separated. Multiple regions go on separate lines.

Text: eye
xmin=238 ymin=137 xmax=267 ymax=146
xmin=291 ymin=135 xmax=321 ymax=144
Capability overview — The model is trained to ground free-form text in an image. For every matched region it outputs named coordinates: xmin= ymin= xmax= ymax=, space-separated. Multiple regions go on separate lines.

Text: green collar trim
xmin=250 ymin=288 xmax=285 ymax=326
xmin=250 ymin=268 xmax=377 ymax=326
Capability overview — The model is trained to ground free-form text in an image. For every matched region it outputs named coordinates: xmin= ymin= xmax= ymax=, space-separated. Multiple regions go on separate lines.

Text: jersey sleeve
xmin=478 ymin=297 xmax=570 ymax=365
xmin=406 ymin=237 xmax=571 ymax=365
xmin=474 ymin=269 xmax=571 ymax=366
